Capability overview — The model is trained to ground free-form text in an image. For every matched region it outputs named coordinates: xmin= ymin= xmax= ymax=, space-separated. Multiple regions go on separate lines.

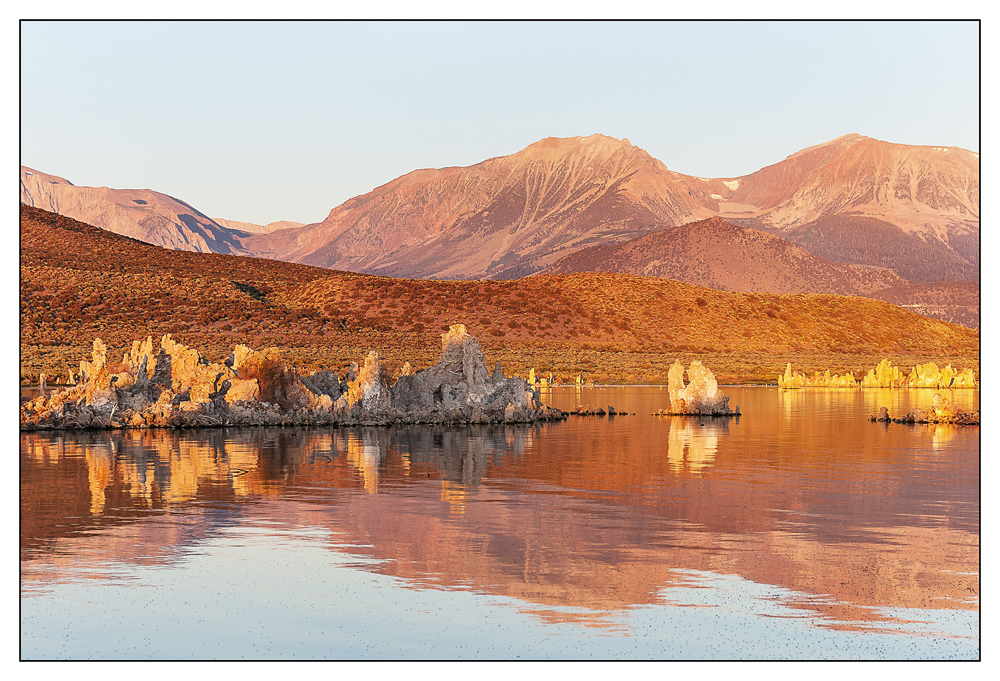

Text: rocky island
xmin=20 ymin=325 xmax=567 ymax=430
xmin=870 ymin=394 xmax=979 ymax=425
xmin=652 ymin=360 xmax=739 ymax=416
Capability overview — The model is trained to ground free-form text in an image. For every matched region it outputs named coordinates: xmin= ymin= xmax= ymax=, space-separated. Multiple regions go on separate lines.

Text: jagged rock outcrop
xmin=345 ymin=351 xmax=392 ymax=418
xmin=861 ymin=359 xmax=909 ymax=388
xmin=778 ymin=359 xmax=977 ymax=390
xmin=660 ymin=360 xmax=738 ymax=416
xmin=20 ymin=325 xmax=566 ymax=431
xmin=861 ymin=359 xmax=978 ymax=389
xmin=809 ymin=369 xmax=859 ymax=388
xmin=777 ymin=363 xmax=806 ymax=389
xmin=778 ymin=364 xmax=858 ymax=389
xmin=389 ymin=324 xmax=560 ymax=424
xmin=568 ymin=405 xmax=607 ymax=416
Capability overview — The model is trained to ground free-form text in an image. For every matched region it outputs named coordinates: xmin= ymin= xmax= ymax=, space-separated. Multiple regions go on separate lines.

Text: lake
xmin=20 ymin=386 xmax=979 ymax=660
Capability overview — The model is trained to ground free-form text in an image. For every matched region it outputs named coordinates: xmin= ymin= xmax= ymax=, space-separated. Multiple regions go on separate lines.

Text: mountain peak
xmin=516 ymin=134 xmax=644 ymax=162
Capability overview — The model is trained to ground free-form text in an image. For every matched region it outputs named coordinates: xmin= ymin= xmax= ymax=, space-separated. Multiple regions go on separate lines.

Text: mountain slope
xmin=242 ymin=133 xmax=978 ymax=282
xmin=545 ymin=216 xmax=979 ymax=328
xmin=242 ymin=135 xmax=722 ymax=279
xmin=214 ymin=217 xmax=305 ymax=235
xmin=545 ymin=217 xmax=907 ymax=296
xmin=25 ymin=133 xmax=978 ymax=285
xmin=869 ymin=281 xmax=979 ymax=329
xmin=734 ymin=136 xmax=979 ymax=234
xmin=20 ymin=205 xmax=978 ymax=386
xmin=20 ymin=166 xmax=249 ymax=254
xmin=717 ymin=136 xmax=979 ymax=281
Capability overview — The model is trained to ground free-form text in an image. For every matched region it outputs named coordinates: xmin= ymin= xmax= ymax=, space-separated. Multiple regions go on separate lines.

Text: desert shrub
xmin=238 ymin=352 xmax=300 ymax=409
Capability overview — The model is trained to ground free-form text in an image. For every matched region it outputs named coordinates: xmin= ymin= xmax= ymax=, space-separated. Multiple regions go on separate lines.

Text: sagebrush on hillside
xmin=20 ymin=205 xmax=979 ymax=386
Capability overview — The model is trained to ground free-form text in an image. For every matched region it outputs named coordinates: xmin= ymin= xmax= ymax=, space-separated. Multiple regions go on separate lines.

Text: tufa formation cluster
xmin=20 ymin=325 xmax=567 ymax=430
xmin=778 ymin=360 xmax=977 ymax=389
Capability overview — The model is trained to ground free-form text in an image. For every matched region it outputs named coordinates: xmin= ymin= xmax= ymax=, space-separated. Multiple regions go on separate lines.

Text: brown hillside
xmin=20 ymin=205 xmax=978 ymax=386
xmin=544 ymin=217 xmax=906 ymax=296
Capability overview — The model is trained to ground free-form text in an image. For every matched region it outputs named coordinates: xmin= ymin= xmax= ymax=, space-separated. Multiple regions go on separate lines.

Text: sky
xmin=20 ymin=20 xmax=980 ymax=226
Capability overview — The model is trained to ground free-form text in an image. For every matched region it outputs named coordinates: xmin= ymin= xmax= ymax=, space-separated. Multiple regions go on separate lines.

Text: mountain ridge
xmin=23 ymin=132 xmax=979 ymax=285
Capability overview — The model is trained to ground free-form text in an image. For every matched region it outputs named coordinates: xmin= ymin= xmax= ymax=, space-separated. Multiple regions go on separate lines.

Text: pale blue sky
xmin=20 ymin=20 xmax=980 ymax=225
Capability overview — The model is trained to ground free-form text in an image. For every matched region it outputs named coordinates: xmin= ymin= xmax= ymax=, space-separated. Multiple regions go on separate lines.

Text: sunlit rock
xmin=779 ymin=365 xmax=858 ymax=388
xmin=872 ymin=392 xmax=979 ymax=425
xmin=346 ymin=351 xmax=392 ymax=418
xmin=862 ymin=359 xmax=906 ymax=388
xmin=906 ymin=361 xmax=941 ymax=389
xmin=667 ymin=361 xmax=686 ymax=408
xmin=79 ymin=338 xmax=108 ymax=384
xmin=223 ymin=378 xmax=261 ymax=405
xmin=860 ymin=359 xmax=978 ymax=389
xmin=826 ymin=371 xmax=858 ymax=387
xmin=777 ymin=363 xmax=806 ymax=389
xmin=663 ymin=360 xmax=738 ymax=415
xmin=951 ymin=368 xmax=978 ymax=388
xmin=125 ymin=337 xmax=155 ymax=376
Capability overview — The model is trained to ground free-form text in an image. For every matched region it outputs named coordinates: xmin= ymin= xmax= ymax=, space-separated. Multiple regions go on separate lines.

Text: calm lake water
xmin=20 ymin=386 xmax=979 ymax=660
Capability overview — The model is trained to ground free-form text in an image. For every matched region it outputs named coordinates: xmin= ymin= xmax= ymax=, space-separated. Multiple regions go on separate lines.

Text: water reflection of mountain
xmin=21 ymin=415 xmax=978 ymax=629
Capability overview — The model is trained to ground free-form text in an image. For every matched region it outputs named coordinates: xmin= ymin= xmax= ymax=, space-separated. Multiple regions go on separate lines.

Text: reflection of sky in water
xmin=20 ymin=523 xmax=978 ymax=660
xmin=21 ymin=387 xmax=979 ymax=659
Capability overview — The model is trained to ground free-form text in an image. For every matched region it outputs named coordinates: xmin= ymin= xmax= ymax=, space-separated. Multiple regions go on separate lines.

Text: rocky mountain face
xmin=728 ymin=135 xmax=979 ymax=233
xmin=717 ymin=135 xmax=979 ymax=282
xmin=20 ymin=166 xmax=248 ymax=255
xmin=545 ymin=217 xmax=907 ymax=296
xmin=24 ymin=132 xmax=978 ymax=292
xmin=241 ymin=135 xmax=722 ymax=279
xmin=242 ymin=133 xmax=979 ymax=284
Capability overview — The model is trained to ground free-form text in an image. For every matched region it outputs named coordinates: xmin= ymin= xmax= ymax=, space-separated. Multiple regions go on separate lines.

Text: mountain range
xmin=242 ymin=133 xmax=979 ymax=283
xmin=21 ymin=132 xmax=979 ymax=326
